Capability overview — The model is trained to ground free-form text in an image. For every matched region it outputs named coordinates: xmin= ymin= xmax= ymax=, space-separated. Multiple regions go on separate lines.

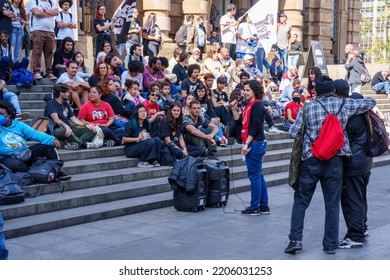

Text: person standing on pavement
xmin=275 ymin=13 xmax=291 ymax=74
xmin=284 ymin=75 xmax=376 ymax=255
xmin=333 ymin=80 xmax=372 ymax=249
xmin=219 ymin=4 xmax=243 ymax=61
xmin=240 ymin=80 xmax=270 ymax=216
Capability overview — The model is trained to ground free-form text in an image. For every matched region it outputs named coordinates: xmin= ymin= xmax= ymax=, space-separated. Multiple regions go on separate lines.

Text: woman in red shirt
xmin=79 ymin=86 xmax=122 ymax=146
xmin=283 ymin=91 xmax=303 ymax=130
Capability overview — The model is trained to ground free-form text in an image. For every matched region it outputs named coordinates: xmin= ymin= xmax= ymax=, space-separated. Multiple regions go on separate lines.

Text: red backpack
xmin=309 ymin=99 xmax=345 ymax=160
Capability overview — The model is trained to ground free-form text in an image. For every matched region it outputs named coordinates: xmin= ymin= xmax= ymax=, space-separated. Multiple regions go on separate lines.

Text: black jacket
xmin=168 ymin=156 xmax=203 ymax=192
xmin=343 ymin=113 xmax=373 ymax=176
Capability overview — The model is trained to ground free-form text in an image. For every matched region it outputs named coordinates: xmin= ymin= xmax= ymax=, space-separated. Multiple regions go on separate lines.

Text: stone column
xmin=143 ymin=0 xmax=171 ymax=41
xmin=303 ymin=0 xmax=334 ymax=64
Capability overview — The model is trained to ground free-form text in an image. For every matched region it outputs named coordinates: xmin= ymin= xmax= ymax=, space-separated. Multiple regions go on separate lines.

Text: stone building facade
xmin=79 ymin=0 xmax=362 ymax=64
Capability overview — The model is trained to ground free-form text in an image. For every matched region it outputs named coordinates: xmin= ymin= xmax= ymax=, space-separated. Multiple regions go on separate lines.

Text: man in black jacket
xmin=334 ymin=79 xmax=372 ymax=249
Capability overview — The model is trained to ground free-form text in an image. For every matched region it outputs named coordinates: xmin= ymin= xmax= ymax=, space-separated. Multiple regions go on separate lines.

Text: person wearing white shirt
xmin=56 ymin=60 xmax=90 ymax=109
xmin=219 ymin=4 xmax=243 ymax=61
xmin=55 ymin=0 xmax=76 ymax=50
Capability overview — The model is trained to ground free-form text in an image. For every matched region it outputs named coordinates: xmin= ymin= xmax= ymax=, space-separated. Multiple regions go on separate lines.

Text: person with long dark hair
xmin=96 ymin=40 xmax=113 ymax=64
xmin=94 ymin=4 xmax=115 ymax=57
xmin=78 ymin=86 xmax=122 ymax=147
xmin=142 ymin=13 xmax=162 ymax=57
xmin=88 ymin=61 xmax=109 ymax=87
xmin=240 ymin=80 xmax=269 ymax=215
xmin=160 ymin=103 xmax=204 ymax=159
xmin=122 ymin=104 xmax=162 ymax=168
xmin=73 ymin=51 xmax=91 ymax=81
xmin=306 ymin=66 xmax=323 ymax=101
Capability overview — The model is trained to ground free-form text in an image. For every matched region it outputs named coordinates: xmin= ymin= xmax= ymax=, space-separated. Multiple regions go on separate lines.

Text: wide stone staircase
xmin=2 ymin=82 xmax=390 ymax=239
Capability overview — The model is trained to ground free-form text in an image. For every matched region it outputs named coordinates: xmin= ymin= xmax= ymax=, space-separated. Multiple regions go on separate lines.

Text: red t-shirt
xmin=283 ymin=101 xmax=302 ymax=120
xmin=142 ymin=100 xmax=160 ymax=118
xmin=78 ymin=100 xmax=115 ymax=125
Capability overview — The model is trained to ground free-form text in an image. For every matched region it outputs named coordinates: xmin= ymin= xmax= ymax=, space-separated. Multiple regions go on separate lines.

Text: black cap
xmin=315 ymin=75 xmax=335 ymax=95
xmin=279 ymin=13 xmax=287 ymax=18
xmin=334 ymin=79 xmax=349 ymax=95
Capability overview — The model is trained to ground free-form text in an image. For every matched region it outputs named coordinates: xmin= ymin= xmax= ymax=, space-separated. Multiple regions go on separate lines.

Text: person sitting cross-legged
xmin=183 ymin=100 xmax=218 ymax=159
xmin=44 ymin=83 xmax=97 ymax=150
xmin=122 ymin=104 xmax=162 ymax=168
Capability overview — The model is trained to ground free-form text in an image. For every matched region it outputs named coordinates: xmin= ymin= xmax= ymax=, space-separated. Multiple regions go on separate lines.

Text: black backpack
xmin=54 ymin=12 xmax=73 ymax=37
xmin=28 ymin=158 xmax=64 ymax=183
xmin=365 ymin=110 xmax=390 ymax=157
xmin=0 ymin=167 xmax=25 ymax=205
xmin=175 ymin=24 xmax=188 ymax=47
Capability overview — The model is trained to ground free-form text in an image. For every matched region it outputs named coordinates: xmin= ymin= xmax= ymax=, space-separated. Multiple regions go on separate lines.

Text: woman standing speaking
xmin=240 ymin=80 xmax=270 ymax=216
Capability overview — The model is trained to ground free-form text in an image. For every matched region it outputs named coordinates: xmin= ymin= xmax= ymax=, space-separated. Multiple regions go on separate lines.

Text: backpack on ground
xmin=365 ymin=110 xmax=390 ymax=157
xmin=0 ymin=166 xmax=25 ymax=205
xmin=9 ymin=68 xmax=34 ymax=87
xmin=175 ymin=24 xmax=188 ymax=47
xmin=54 ymin=12 xmax=73 ymax=37
xmin=29 ymin=115 xmax=54 ymax=135
xmin=308 ymin=99 xmax=345 ymax=161
xmin=28 ymin=157 xmax=64 ymax=183
xmin=360 ymin=66 xmax=371 ymax=84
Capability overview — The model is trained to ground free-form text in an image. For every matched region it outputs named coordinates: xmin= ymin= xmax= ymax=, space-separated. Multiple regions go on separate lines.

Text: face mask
xmin=293 ymin=97 xmax=301 ymax=103
xmin=0 ymin=114 xmax=8 ymax=125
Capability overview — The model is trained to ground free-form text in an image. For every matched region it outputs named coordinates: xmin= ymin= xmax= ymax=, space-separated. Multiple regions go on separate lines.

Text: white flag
xmin=113 ymin=0 xmax=137 ymax=56
xmin=247 ymin=0 xmax=278 ymax=56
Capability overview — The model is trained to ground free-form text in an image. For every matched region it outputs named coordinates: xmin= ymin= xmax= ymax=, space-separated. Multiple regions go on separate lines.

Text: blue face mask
xmin=0 ymin=115 xmax=8 ymax=125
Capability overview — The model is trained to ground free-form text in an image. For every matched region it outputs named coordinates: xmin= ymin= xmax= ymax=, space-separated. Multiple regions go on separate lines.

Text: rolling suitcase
xmin=203 ymin=160 xmax=230 ymax=207
xmin=173 ymin=163 xmax=208 ymax=212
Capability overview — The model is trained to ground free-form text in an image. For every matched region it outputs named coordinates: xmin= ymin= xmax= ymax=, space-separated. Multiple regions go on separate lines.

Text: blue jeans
xmin=275 ymin=47 xmax=288 ymax=73
xmin=3 ymin=91 xmax=22 ymax=113
xmin=287 ymin=54 xmax=299 ymax=68
xmin=0 ymin=213 xmax=8 ymax=260
xmin=11 ymin=27 xmax=24 ymax=62
xmin=255 ymin=47 xmax=271 ymax=73
xmin=245 ymin=140 xmax=268 ymax=209
xmin=200 ymin=124 xmax=224 ymax=141
xmin=372 ymin=82 xmax=390 ymax=93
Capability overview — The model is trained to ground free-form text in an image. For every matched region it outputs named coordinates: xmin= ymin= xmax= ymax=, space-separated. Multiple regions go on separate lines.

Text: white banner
xmin=247 ymin=0 xmax=278 ymax=56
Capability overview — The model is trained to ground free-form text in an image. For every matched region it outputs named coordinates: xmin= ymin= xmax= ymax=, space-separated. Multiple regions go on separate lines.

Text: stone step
xmin=6 ymin=84 xmax=54 ymax=93
xmin=18 ymin=92 xmax=50 ymax=101
xmin=1 ymin=159 xmax=290 ymax=221
xmin=2 ymin=171 xmax=290 ymax=239
xmin=20 ymin=100 xmax=47 ymax=110
xmin=20 ymin=147 xmax=294 ymax=198
xmin=61 ymin=140 xmax=294 ymax=175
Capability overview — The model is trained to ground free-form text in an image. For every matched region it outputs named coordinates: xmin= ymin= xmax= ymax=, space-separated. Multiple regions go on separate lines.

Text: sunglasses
xmin=150 ymin=93 xmax=159 ymax=97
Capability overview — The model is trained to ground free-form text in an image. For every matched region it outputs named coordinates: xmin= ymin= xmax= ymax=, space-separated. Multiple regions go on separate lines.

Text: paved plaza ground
xmin=5 ymin=165 xmax=390 ymax=260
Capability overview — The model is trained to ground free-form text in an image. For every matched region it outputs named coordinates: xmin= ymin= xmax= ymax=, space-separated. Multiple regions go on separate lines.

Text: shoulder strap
xmin=60 ymin=12 xmax=63 ymax=20
xmin=316 ymin=99 xmax=345 ymax=116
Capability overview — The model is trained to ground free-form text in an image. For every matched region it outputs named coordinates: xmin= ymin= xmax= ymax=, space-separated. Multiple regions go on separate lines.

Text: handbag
xmin=288 ymin=104 xmax=306 ymax=190
xmin=28 ymin=157 xmax=64 ymax=183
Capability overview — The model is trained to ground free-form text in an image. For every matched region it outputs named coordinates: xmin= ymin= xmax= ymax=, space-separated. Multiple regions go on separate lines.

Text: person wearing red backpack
xmin=284 ymin=75 xmax=376 ymax=255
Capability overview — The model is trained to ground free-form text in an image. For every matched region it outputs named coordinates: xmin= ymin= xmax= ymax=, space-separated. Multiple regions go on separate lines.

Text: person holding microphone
xmin=240 ymin=80 xmax=270 ymax=215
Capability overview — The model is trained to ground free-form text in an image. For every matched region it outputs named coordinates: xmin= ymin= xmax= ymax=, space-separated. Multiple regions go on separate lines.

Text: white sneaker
xmin=338 ymin=238 xmax=363 ymax=249
xmin=268 ymin=126 xmax=284 ymax=134
xmin=264 ymin=129 xmax=268 ymax=135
